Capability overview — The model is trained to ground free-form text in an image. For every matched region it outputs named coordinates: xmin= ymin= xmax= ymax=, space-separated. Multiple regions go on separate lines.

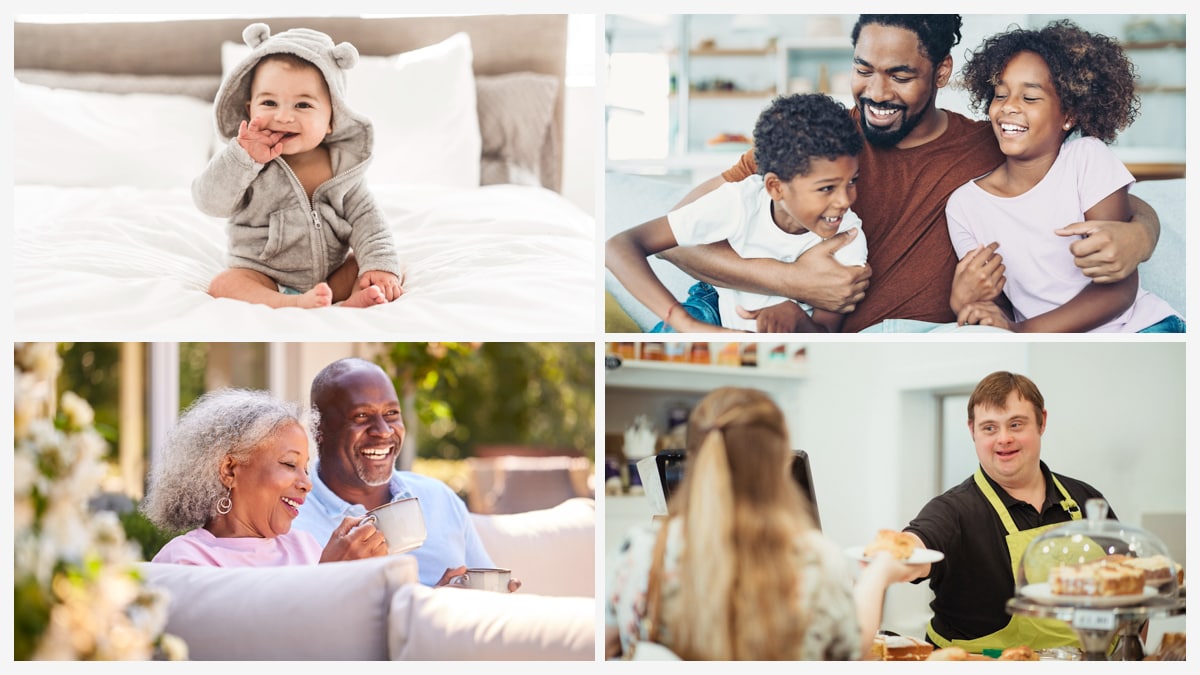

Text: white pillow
xmin=470 ymin=497 xmax=595 ymax=598
xmin=388 ymin=584 xmax=595 ymax=660
xmin=138 ymin=555 xmax=418 ymax=660
xmin=14 ymin=78 xmax=214 ymax=189
xmin=221 ymin=32 xmax=481 ymax=189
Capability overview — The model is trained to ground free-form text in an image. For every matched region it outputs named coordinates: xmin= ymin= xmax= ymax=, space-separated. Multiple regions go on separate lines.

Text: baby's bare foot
xmin=295 ymin=283 xmax=334 ymax=308
xmin=341 ymin=284 xmax=387 ymax=308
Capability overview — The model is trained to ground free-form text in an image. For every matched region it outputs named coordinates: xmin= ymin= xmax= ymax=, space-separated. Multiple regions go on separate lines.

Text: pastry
xmin=864 ymin=529 xmax=914 ymax=561
xmin=999 ymin=645 xmax=1039 ymax=661
xmin=927 ymin=647 xmax=969 ymax=661
xmin=1049 ymin=559 xmax=1145 ymax=596
xmin=871 ymin=634 xmax=933 ymax=661
xmin=1118 ymin=554 xmax=1175 ymax=587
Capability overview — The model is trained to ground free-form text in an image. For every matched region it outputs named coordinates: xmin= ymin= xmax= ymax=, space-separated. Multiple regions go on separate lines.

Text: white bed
xmin=13 ymin=15 xmax=594 ymax=339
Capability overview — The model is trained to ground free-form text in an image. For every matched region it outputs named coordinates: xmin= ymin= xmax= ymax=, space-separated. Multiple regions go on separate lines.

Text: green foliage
xmin=118 ymin=507 xmax=185 ymax=562
xmin=376 ymin=343 xmax=594 ymax=461
xmin=13 ymin=576 xmax=52 ymax=661
xmin=55 ymin=343 xmax=122 ymax=458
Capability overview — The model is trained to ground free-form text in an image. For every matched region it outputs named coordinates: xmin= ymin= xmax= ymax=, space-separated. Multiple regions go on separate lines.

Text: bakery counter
xmin=1007 ymin=593 xmax=1185 ymax=661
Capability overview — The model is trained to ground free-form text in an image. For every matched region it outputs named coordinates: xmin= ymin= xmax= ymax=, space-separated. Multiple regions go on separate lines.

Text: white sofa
xmin=139 ymin=497 xmax=596 ymax=660
xmin=605 ymin=172 xmax=1187 ymax=331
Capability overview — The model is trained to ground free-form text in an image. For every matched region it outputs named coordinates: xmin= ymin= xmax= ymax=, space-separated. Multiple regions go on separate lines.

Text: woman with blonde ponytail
xmin=606 ymin=387 xmax=907 ymax=660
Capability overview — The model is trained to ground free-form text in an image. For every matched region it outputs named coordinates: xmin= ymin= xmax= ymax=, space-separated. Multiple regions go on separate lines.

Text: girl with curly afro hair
xmin=606 ymin=93 xmax=867 ymax=333
xmin=944 ymin=20 xmax=1183 ymax=333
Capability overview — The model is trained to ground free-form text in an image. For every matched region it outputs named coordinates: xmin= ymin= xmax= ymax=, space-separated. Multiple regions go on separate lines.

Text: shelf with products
xmin=775 ymin=38 xmax=854 ymax=102
xmin=606 ymin=357 xmax=806 ymax=392
xmin=606 ymin=341 xmax=808 ymax=392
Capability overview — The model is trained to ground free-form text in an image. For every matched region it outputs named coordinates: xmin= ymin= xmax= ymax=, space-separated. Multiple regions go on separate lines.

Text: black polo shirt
xmin=903 ymin=461 xmax=1114 ymax=642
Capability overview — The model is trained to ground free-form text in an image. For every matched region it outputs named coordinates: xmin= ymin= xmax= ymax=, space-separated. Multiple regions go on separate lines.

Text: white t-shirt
xmin=946 ymin=136 xmax=1177 ymax=332
xmin=667 ymin=175 xmax=868 ymax=331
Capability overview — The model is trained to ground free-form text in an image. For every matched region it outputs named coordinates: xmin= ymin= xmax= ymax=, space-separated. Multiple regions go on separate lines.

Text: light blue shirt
xmin=293 ymin=462 xmax=494 ymax=585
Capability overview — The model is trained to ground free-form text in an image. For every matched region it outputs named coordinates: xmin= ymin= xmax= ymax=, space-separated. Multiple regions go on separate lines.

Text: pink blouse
xmin=152 ymin=527 xmax=322 ymax=566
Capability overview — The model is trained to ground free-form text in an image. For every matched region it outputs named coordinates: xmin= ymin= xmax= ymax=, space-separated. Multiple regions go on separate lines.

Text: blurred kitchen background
xmin=604 ymin=340 xmax=1185 ymax=648
xmin=605 ymin=14 xmax=1185 ymax=184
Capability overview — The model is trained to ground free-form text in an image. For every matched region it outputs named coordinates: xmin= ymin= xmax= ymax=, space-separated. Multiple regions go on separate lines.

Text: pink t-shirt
xmin=152 ymin=527 xmax=323 ymax=566
xmin=946 ymin=136 xmax=1177 ymax=332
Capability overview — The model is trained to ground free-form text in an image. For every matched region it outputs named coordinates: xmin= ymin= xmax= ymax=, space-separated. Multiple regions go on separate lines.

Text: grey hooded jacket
xmin=193 ymin=23 xmax=401 ymax=292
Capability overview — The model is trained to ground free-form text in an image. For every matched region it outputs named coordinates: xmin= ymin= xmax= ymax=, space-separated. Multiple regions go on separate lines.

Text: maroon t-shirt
xmin=722 ymin=108 xmax=1005 ymax=331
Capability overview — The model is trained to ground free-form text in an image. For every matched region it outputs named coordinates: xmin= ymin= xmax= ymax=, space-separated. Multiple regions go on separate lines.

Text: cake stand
xmin=1006 ymin=594 xmax=1185 ymax=661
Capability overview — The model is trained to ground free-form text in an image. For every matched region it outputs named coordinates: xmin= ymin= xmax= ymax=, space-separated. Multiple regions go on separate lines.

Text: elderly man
xmin=897 ymin=371 xmax=1116 ymax=653
xmin=292 ymin=356 xmax=520 ymax=590
xmin=660 ymin=15 xmax=1160 ymax=333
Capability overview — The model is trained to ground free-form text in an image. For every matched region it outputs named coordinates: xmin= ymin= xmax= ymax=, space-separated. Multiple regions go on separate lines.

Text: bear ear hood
xmin=213 ymin=23 xmax=372 ymax=158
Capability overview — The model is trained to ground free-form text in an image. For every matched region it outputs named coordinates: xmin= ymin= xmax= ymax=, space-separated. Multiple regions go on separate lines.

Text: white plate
xmin=1020 ymin=582 xmax=1158 ymax=608
xmin=845 ymin=546 xmax=944 ymax=565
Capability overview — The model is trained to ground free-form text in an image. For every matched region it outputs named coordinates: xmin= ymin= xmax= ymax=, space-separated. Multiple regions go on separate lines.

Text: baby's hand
xmin=237 ymin=116 xmax=285 ymax=164
xmin=358 ymin=270 xmax=404 ymax=302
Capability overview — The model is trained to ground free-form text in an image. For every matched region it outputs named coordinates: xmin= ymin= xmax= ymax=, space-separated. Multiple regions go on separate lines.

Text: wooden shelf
xmin=1122 ymin=40 xmax=1185 ymax=50
xmin=683 ymin=88 xmax=776 ymax=99
xmin=1137 ymin=85 xmax=1185 ymax=95
xmin=685 ymin=47 xmax=776 ymax=57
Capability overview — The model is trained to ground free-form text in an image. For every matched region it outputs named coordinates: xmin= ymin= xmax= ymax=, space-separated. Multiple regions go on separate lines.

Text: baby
xmin=194 ymin=23 xmax=402 ymax=308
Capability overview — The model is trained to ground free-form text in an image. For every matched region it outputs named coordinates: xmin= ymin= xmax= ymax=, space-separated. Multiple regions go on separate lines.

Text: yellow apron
xmin=926 ymin=468 xmax=1083 ymax=653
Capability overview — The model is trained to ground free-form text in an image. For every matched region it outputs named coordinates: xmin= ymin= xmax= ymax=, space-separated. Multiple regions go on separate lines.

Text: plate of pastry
xmin=846 ymin=529 xmax=944 ymax=565
xmin=1020 ymin=582 xmax=1158 ymax=608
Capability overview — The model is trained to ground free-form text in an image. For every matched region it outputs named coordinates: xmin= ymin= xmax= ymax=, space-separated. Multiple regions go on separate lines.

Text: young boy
xmin=194 ymin=23 xmax=403 ymax=308
xmin=606 ymin=93 xmax=867 ymax=332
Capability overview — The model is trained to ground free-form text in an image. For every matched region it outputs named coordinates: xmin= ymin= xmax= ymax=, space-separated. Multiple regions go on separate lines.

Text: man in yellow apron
xmin=896 ymin=371 xmax=1117 ymax=653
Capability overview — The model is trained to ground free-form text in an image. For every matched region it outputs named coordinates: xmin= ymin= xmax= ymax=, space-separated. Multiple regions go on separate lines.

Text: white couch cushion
xmin=471 ymin=497 xmax=595 ymax=597
xmin=388 ymin=583 xmax=594 ymax=660
xmin=139 ymin=555 xmax=417 ymax=660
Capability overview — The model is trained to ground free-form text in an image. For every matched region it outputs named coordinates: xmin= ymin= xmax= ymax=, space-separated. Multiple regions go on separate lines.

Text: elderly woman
xmin=606 ymin=387 xmax=910 ymax=660
xmin=142 ymin=388 xmax=386 ymax=566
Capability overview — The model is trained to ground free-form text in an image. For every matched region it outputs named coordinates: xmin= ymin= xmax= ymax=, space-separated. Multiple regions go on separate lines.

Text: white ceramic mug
xmin=362 ymin=497 xmax=426 ymax=555
xmin=450 ymin=567 xmax=511 ymax=592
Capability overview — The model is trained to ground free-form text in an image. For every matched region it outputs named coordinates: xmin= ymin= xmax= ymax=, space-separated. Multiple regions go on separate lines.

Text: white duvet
xmin=14 ymin=183 xmax=596 ymax=339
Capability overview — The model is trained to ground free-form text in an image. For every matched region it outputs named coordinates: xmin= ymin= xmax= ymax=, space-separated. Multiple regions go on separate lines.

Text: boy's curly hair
xmin=961 ymin=20 xmax=1139 ymax=143
xmin=753 ymin=94 xmax=863 ymax=181
xmin=852 ymin=15 xmax=963 ymax=65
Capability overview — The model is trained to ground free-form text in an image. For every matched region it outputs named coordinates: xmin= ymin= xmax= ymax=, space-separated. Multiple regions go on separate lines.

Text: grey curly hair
xmin=140 ymin=388 xmax=315 ymax=532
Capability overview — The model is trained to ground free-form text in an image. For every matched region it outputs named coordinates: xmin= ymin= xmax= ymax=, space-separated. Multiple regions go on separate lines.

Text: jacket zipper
xmin=276 ymin=158 xmax=321 ymax=229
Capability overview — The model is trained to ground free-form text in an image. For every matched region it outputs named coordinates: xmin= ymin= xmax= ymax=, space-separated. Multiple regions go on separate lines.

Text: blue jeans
xmin=856 ymin=319 xmax=1011 ymax=334
xmin=650 ymin=282 xmax=721 ymax=333
xmin=1138 ymin=315 xmax=1186 ymax=333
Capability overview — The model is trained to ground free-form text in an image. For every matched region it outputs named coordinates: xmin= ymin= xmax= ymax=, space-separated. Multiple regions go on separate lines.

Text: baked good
xmin=1153 ymin=632 xmax=1185 ymax=661
xmin=871 ymin=635 xmax=933 ymax=661
xmin=1118 ymin=554 xmax=1175 ymax=587
xmin=864 ymin=529 xmax=914 ymax=561
xmin=999 ymin=645 xmax=1039 ymax=661
xmin=927 ymin=647 xmax=969 ymax=661
xmin=1048 ymin=559 xmax=1145 ymax=596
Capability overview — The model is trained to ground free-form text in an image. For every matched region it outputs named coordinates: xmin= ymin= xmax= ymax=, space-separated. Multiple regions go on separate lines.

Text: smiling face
xmin=988 ymin=50 xmax=1071 ymax=164
xmin=969 ymin=390 xmax=1046 ymax=489
xmin=765 ymin=155 xmax=859 ymax=237
xmin=223 ymin=422 xmax=312 ymax=538
xmin=315 ymin=363 xmax=406 ymax=502
xmin=852 ymin=23 xmax=950 ymax=148
xmin=246 ymin=57 xmax=333 ymax=159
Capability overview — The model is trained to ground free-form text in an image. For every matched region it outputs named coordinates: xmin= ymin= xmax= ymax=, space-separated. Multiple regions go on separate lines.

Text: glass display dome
xmin=1015 ymin=498 xmax=1182 ymax=606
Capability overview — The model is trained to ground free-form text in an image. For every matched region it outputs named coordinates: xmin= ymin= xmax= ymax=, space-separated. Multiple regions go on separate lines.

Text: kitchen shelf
xmin=607 ymin=358 xmax=806 ymax=392
xmin=682 ymin=89 xmax=777 ymax=99
xmin=687 ymin=47 xmax=776 ymax=57
xmin=1122 ymin=40 xmax=1184 ymax=50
